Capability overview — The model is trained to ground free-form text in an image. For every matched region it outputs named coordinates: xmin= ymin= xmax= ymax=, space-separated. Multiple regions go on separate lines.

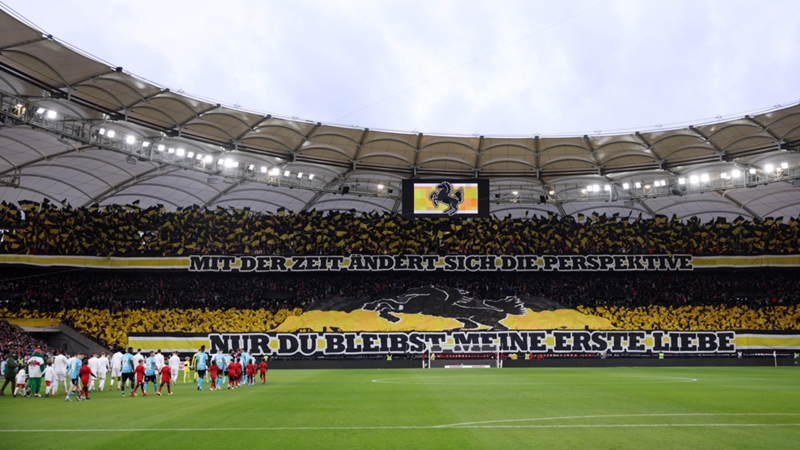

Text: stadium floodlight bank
xmin=424 ymin=340 xmax=501 ymax=369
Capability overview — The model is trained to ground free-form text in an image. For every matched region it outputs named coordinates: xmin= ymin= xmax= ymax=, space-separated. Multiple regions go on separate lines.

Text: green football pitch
xmin=1 ymin=367 xmax=799 ymax=449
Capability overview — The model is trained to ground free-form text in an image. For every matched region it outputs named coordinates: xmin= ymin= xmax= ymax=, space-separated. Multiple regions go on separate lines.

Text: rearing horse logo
xmin=429 ymin=181 xmax=464 ymax=216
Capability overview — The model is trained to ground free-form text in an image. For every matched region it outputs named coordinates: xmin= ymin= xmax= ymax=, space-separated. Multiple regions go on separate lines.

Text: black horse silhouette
xmin=362 ymin=286 xmax=526 ymax=330
xmin=429 ymin=181 xmax=464 ymax=216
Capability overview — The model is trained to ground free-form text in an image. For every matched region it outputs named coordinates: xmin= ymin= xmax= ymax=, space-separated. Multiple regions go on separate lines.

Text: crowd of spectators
xmin=2 ymin=200 xmax=799 ymax=256
xmin=1 ymin=269 xmax=798 ymax=346
xmin=0 ymin=320 xmax=56 ymax=359
xmin=1 ymin=269 xmax=795 ymax=313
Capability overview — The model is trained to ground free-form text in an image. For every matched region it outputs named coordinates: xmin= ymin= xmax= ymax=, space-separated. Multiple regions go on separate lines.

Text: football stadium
xmin=1 ymin=2 xmax=800 ymax=449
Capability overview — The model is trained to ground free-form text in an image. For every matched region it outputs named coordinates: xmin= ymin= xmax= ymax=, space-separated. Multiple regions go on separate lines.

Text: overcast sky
xmin=7 ymin=0 xmax=800 ymax=136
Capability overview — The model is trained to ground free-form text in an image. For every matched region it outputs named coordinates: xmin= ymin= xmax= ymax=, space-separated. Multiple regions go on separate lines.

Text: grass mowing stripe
xmin=3 ymin=424 xmax=800 ymax=432
xmin=2 ymin=367 xmax=800 ymax=450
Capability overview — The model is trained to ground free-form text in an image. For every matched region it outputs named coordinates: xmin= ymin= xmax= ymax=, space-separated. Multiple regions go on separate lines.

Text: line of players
xmin=190 ymin=346 xmax=268 ymax=392
xmin=7 ymin=346 xmax=268 ymax=399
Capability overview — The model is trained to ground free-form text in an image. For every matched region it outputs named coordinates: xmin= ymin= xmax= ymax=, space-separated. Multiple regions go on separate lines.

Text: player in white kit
xmin=97 ymin=352 xmax=109 ymax=391
xmin=110 ymin=349 xmax=123 ymax=389
xmin=168 ymin=351 xmax=181 ymax=385
xmin=43 ymin=359 xmax=55 ymax=396
xmin=52 ymin=350 xmax=69 ymax=396
xmin=87 ymin=354 xmax=100 ymax=391
xmin=133 ymin=349 xmax=144 ymax=368
xmin=154 ymin=350 xmax=165 ymax=384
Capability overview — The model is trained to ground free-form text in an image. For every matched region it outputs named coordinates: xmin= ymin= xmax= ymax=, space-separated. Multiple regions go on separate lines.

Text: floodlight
xmin=225 ymin=159 xmax=237 ymax=168
xmin=580 ymin=188 xmax=587 ymax=194
xmin=690 ymin=175 xmax=699 ymax=184
xmin=781 ymin=162 xmax=789 ymax=169
xmin=700 ymin=173 xmax=709 ymax=182
xmin=98 ymin=128 xmax=106 ymax=135
xmin=308 ymin=174 xmax=315 ymax=180
xmin=548 ymin=190 xmax=555 ymax=195
xmin=195 ymin=154 xmax=203 ymax=160
xmin=270 ymin=167 xmax=280 ymax=176
xmin=248 ymin=164 xmax=255 ymax=171
xmin=378 ymin=184 xmax=385 ymax=190
xmin=678 ymin=178 xmax=686 ymax=185
xmin=591 ymin=184 xmax=599 ymax=192
xmin=634 ymin=182 xmax=642 ymax=189
xmin=512 ymin=190 xmax=519 ymax=195
xmin=260 ymin=166 xmax=268 ymax=173
xmin=749 ymin=168 xmax=756 ymax=174
xmin=125 ymin=135 xmax=135 ymax=144
xmin=168 ymin=148 xmax=175 ymax=154
xmin=46 ymin=110 xmax=57 ymax=119
xmin=644 ymin=184 xmax=651 ymax=190
xmin=284 ymin=170 xmax=291 ymax=177
xmin=297 ymin=172 xmax=303 ymax=178
xmin=204 ymin=155 xmax=213 ymax=163
xmin=720 ymin=172 xmax=728 ymax=179
xmin=603 ymin=185 xmax=611 ymax=192
xmin=36 ymin=107 xmax=46 ymax=114
xmin=107 ymin=130 xmax=116 ymax=138
xmin=732 ymin=169 xmax=741 ymax=178
xmin=218 ymin=158 xmax=225 ymax=165
xmin=176 ymin=148 xmax=185 ymax=157
xmin=622 ymin=182 xmax=630 ymax=190
xmin=157 ymin=145 xmax=165 ymax=151
xmin=764 ymin=164 xmax=774 ymax=173
xmin=142 ymin=141 xmax=150 ymax=147
xmin=187 ymin=152 xmax=195 ymax=159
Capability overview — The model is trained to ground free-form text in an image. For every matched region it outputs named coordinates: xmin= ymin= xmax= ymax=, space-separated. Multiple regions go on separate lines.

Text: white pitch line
xmin=2 ymin=413 xmax=800 ymax=433
xmin=435 ymin=412 xmax=800 ymax=428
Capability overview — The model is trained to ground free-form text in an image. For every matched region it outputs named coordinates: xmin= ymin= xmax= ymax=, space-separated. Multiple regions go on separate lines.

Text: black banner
xmin=188 ymin=254 xmax=694 ymax=273
xmin=206 ymin=330 xmax=734 ymax=356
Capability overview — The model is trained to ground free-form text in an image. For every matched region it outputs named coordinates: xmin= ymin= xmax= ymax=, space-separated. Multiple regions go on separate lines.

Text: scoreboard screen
xmin=402 ymin=179 xmax=489 ymax=218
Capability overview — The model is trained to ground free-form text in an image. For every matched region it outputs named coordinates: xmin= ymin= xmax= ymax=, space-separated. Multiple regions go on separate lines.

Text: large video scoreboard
xmin=402 ymin=179 xmax=489 ymax=218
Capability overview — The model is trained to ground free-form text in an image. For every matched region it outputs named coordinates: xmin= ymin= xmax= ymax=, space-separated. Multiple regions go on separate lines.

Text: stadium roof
xmin=1 ymin=7 xmax=799 ymax=221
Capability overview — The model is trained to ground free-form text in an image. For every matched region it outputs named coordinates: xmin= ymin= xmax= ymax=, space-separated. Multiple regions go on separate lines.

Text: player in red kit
xmin=245 ymin=360 xmax=255 ymax=386
xmin=78 ymin=359 xmax=95 ymax=401
xmin=209 ymin=363 xmax=219 ymax=391
xmin=131 ymin=360 xmax=147 ymax=397
xmin=234 ymin=358 xmax=244 ymax=387
xmin=227 ymin=358 xmax=240 ymax=389
xmin=157 ymin=365 xmax=172 ymax=396
xmin=259 ymin=359 xmax=268 ymax=384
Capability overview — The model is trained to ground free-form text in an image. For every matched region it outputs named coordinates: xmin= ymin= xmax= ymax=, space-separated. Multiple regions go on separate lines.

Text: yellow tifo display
xmin=579 ymin=304 xmax=800 ymax=331
xmin=0 ymin=307 xmax=302 ymax=347
xmin=275 ymin=308 xmax=614 ymax=332
xmin=3 ymin=305 xmax=797 ymax=346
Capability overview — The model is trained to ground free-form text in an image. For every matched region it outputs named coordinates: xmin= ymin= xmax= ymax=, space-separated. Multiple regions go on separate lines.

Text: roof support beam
xmin=83 ymin=165 xmax=172 ymax=207
xmin=583 ymin=135 xmax=603 ymax=173
xmin=717 ymin=190 xmax=762 ymax=221
xmin=290 ymin=122 xmax=322 ymax=160
xmin=301 ymin=169 xmax=354 ymax=212
xmin=744 ymin=115 xmax=781 ymax=142
xmin=203 ymin=180 xmax=245 ymax=208
xmin=688 ymin=126 xmax=727 ymax=160
xmin=412 ymin=132 xmax=423 ymax=176
xmin=636 ymin=198 xmax=655 ymax=217
xmin=634 ymin=131 xmax=665 ymax=162
xmin=0 ymin=36 xmax=50 ymax=51
xmin=0 ymin=145 xmax=83 ymax=177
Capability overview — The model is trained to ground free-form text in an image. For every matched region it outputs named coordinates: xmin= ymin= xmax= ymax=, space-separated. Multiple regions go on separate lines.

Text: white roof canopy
xmin=1 ymin=8 xmax=799 ymax=221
